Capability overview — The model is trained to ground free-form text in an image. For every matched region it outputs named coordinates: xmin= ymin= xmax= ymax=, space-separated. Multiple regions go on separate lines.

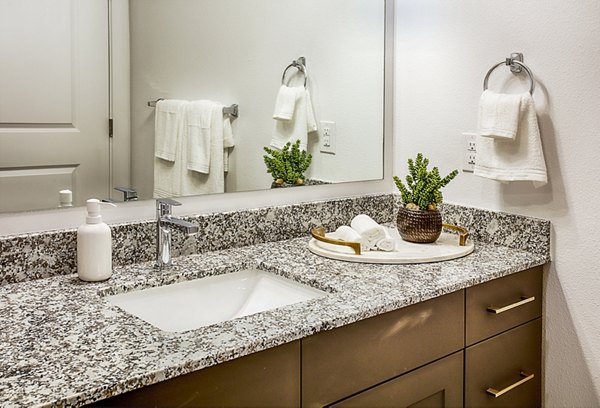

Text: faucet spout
xmin=155 ymin=199 xmax=198 ymax=269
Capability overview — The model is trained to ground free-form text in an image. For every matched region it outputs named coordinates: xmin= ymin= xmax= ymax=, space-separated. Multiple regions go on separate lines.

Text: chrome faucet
xmin=155 ymin=198 xmax=199 ymax=269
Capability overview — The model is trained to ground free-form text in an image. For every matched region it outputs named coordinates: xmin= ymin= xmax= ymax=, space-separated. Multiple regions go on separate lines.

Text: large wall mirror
xmin=0 ymin=0 xmax=386 ymax=213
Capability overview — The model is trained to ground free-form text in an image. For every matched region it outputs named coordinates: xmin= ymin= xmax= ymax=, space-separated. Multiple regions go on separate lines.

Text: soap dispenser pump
xmin=77 ymin=199 xmax=115 ymax=281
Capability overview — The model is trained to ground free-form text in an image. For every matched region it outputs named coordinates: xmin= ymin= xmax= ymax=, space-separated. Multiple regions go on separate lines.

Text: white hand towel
xmin=154 ymin=99 xmax=187 ymax=161
xmin=478 ymin=90 xmax=522 ymax=140
xmin=376 ymin=227 xmax=396 ymax=252
xmin=331 ymin=225 xmax=370 ymax=252
xmin=272 ymin=85 xmax=299 ymax=121
xmin=270 ymin=88 xmax=317 ymax=151
xmin=350 ymin=214 xmax=385 ymax=249
xmin=474 ymin=93 xmax=547 ymax=186
xmin=185 ymin=100 xmax=214 ymax=174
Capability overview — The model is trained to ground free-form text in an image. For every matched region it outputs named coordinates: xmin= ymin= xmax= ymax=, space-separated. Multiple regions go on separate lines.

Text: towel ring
xmin=483 ymin=59 xmax=535 ymax=95
xmin=281 ymin=58 xmax=308 ymax=88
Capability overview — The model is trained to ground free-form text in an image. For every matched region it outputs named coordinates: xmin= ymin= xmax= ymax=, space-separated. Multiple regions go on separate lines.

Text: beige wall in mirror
xmin=0 ymin=0 xmax=385 ymax=214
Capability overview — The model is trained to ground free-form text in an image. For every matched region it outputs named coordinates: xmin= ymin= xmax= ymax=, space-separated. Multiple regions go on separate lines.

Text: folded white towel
xmin=478 ymin=90 xmax=522 ymax=140
xmin=376 ymin=228 xmax=395 ymax=252
xmin=186 ymin=100 xmax=214 ymax=174
xmin=331 ymin=226 xmax=370 ymax=252
xmin=270 ymin=89 xmax=317 ymax=151
xmin=474 ymin=93 xmax=547 ymax=186
xmin=350 ymin=214 xmax=386 ymax=249
xmin=155 ymin=99 xmax=187 ymax=162
xmin=273 ymin=85 xmax=299 ymax=121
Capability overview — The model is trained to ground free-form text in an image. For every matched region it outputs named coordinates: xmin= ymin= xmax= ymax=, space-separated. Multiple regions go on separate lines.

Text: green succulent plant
xmin=393 ymin=153 xmax=458 ymax=210
xmin=263 ymin=140 xmax=312 ymax=185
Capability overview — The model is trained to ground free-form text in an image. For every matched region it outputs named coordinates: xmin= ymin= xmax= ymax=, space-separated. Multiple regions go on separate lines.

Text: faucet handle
xmin=156 ymin=198 xmax=181 ymax=215
xmin=115 ymin=186 xmax=138 ymax=202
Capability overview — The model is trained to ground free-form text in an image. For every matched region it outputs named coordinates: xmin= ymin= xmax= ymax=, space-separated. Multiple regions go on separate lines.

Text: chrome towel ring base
xmin=483 ymin=53 xmax=535 ymax=95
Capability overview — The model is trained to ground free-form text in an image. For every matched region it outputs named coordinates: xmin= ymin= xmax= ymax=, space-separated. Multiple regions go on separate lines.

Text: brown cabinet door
xmin=302 ymin=291 xmax=464 ymax=407
xmin=91 ymin=341 xmax=300 ymax=408
xmin=466 ymin=266 xmax=542 ymax=346
xmin=465 ymin=319 xmax=542 ymax=408
xmin=330 ymin=351 xmax=464 ymax=408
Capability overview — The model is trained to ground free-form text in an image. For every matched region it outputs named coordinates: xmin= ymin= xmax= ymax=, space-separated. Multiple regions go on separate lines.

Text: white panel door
xmin=0 ymin=0 xmax=109 ymax=212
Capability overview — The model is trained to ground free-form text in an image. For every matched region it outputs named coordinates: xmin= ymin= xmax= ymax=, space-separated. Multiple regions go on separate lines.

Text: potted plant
xmin=263 ymin=140 xmax=312 ymax=188
xmin=393 ymin=153 xmax=458 ymax=243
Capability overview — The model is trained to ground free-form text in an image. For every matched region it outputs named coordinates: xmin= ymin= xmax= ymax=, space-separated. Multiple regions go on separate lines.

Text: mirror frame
xmin=0 ymin=0 xmax=394 ymax=236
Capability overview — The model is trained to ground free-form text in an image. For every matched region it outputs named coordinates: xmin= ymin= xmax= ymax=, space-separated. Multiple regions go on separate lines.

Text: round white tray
xmin=308 ymin=227 xmax=474 ymax=264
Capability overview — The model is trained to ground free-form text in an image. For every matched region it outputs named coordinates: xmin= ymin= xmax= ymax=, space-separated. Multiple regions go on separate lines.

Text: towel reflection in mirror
xmin=153 ymin=100 xmax=235 ymax=198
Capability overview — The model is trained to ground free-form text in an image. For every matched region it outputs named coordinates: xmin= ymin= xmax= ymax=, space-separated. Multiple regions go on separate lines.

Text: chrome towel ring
xmin=281 ymin=57 xmax=308 ymax=88
xmin=483 ymin=52 xmax=535 ymax=95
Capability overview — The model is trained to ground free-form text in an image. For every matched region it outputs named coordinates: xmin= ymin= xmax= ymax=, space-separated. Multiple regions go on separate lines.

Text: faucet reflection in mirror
xmin=155 ymin=198 xmax=199 ymax=270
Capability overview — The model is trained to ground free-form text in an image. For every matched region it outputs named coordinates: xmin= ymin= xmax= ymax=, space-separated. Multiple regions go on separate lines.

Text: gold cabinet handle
xmin=486 ymin=372 xmax=535 ymax=398
xmin=487 ymin=296 xmax=535 ymax=314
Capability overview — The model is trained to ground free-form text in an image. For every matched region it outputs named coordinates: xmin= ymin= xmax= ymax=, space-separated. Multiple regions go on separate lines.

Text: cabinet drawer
xmin=302 ymin=291 xmax=464 ymax=407
xmin=465 ymin=318 xmax=542 ymax=408
xmin=330 ymin=351 xmax=463 ymax=408
xmin=466 ymin=266 xmax=542 ymax=345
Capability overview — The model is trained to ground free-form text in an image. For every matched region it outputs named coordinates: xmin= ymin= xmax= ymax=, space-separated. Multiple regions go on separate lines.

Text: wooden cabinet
xmin=465 ymin=319 xmax=542 ymax=408
xmin=302 ymin=291 xmax=464 ymax=407
xmin=93 ymin=341 xmax=300 ymax=408
xmin=92 ymin=266 xmax=543 ymax=407
xmin=330 ymin=352 xmax=464 ymax=408
xmin=464 ymin=266 xmax=543 ymax=407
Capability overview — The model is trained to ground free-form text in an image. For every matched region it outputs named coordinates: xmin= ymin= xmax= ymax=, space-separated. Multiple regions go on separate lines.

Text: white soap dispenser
xmin=77 ymin=199 xmax=115 ymax=281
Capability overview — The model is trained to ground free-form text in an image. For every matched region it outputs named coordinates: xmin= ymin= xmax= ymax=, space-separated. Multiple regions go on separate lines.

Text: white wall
xmin=129 ymin=0 xmax=384 ymax=199
xmin=395 ymin=0 xmax=600 ymax=405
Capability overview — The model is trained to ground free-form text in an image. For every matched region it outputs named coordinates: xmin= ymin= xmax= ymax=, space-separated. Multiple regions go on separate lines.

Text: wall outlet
xmin=320 ymin=121 xmax=336 ymax=154
xmin=462 ymin=132 xmax=477 ymax=172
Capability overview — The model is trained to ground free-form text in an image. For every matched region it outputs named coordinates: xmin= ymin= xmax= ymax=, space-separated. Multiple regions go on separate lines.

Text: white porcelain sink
xmin=108 ymin=269 xmax=326 ymax=332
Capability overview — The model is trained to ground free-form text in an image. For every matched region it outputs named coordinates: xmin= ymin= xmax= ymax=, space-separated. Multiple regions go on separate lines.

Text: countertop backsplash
xmin=0 ymin=193 xmax=550 ymax=286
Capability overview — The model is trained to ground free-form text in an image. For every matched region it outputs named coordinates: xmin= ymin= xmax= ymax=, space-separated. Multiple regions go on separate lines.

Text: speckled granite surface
xmin=0 ymin=194 xmax=396 ymax=285
xmin=0 ymin=194 xmax=552 ymax=286
xmin=0 ymin=230 xmax=549 ymax=407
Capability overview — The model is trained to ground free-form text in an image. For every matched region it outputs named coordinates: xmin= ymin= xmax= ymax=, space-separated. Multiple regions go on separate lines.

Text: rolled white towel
xmin=376 ymin=227 xmax=395 ymax=252
xmin=350 ymin=214 xmax=385 ymax=248
xmin=331 ymin=225 xmax=370 ymax=252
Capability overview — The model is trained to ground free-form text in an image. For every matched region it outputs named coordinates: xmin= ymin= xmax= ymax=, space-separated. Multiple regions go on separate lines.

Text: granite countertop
xmin=0 ymin=233 xmax=549 ymax=407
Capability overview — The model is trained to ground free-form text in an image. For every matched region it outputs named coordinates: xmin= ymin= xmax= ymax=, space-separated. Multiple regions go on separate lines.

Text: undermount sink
xmin=108 ymin=269 xmax=326 ymax=332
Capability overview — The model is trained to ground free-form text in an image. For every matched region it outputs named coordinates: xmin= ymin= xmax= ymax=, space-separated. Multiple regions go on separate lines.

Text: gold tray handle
xmin=442 ymin=224 xmax=470 ymax=246
xmin=311 ymin=227 xmax=362 ymax=255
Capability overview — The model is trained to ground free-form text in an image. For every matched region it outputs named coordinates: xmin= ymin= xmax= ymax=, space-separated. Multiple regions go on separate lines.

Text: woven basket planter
xmin=396 ymin=206 xmax=442 ymax=243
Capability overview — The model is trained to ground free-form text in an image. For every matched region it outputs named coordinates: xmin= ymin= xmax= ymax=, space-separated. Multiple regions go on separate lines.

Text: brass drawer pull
xmin=487 ymin=296 xmax=535 ymax=314
xmin=486 ymin=371 xmax=535 ymax=398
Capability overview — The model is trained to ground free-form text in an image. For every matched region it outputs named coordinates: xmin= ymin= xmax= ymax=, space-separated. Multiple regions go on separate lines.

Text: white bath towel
xmin=270 ymin=88 xmax=317 ymax=151
xmin=350 ymin=214 xmax=386 ymax=249
xmin=180 ymin=102 xmax=230 ymax=196
xmin=154 ymin=101 xmax=235 ymax=198
xmin=474 ymin=93 xmax=547 ymax=186
xmin=272 ymin=85 xmax=298 ymax=121
xmin=154 ymin=99 xmax=187 ymax=161
xmin=331 ymin=225 xmax=370 ymax=252
xmin=186 ymin=100 xmax=214 ymax=174
xmin=478 ymin=90 xmax=522 ymax=141
xmin=376 ymin=227 xmax=396 ymax=252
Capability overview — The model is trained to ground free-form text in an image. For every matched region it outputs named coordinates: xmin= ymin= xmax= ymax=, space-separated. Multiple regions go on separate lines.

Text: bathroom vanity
xmin=96 ymin=267 xmax=542 ymax=408
xmin=0 ymin=196 xmax=550 ymax=407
